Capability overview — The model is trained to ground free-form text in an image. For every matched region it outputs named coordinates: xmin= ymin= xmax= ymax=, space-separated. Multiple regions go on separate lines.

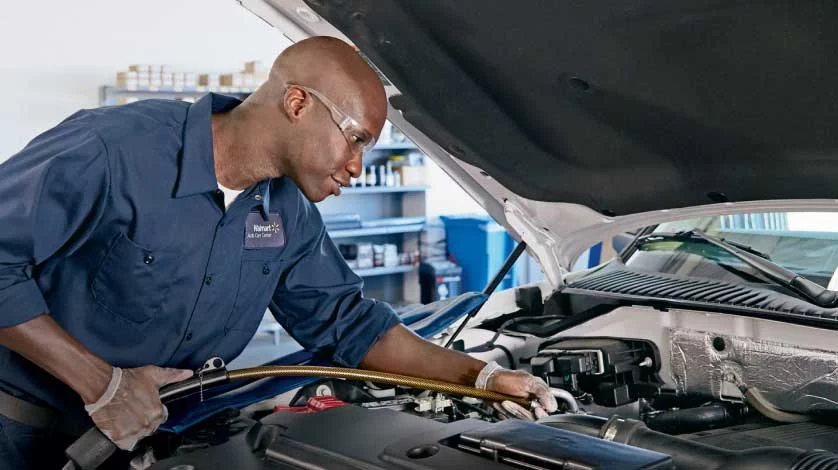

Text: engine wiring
xmin=465 ymin=314 xmax=566 ymax=368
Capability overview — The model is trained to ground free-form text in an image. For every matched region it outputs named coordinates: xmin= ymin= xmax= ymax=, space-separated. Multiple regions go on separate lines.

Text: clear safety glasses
xmin=287 ymin=83 xmax=377 ymax=154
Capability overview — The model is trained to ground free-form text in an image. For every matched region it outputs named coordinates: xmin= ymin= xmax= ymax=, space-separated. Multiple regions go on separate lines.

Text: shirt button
xmin=262 ymin=264 xmax=271 ymax=275
xmin=204 ymin=276 xmax=213 ymax=286
xmin=143 ymin=255 xmax=154 ymax=264
xmin=185 ymin=332 xmax=193 ymax=341
xmin=254 ymin=194 xmax=263 ymax=201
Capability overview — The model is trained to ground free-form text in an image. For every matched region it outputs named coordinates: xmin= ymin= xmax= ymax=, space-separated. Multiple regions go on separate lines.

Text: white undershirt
xmin=218 ymin=182 xmax=244 ymax=210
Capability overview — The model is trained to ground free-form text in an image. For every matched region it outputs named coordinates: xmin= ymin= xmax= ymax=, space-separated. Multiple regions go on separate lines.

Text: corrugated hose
xmin=227 ymin=365 xmax=533 ymax=408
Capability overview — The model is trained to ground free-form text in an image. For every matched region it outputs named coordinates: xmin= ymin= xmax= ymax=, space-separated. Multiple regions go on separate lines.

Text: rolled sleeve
xmin=269 ymin=193 xmax=402 ymax=367
xmin=0 ymin=279 xmax=49 ymax=328
xmin=0 ymin=120 xmax=109 ymax=327
xmin=331 ymin=299 xmax=402 ymax=367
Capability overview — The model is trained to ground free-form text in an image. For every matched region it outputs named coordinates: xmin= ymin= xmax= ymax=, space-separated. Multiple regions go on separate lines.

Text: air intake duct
xmin=541 ymin=415 xmax=838 ymax=470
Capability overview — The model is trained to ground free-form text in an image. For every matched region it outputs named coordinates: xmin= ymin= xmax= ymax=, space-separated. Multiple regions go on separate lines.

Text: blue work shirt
xmin=0 ymin=93 xmax=401 ymax=426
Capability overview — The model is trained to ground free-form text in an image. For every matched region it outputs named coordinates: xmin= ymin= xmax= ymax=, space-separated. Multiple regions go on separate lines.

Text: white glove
xmin=85 ymin=365 xmax=192 ymax=450
xmin=475 ymin=361 xmax=557 ymax=420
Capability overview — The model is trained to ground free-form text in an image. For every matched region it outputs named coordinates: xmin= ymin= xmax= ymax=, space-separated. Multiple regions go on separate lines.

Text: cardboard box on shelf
xmin=243 ymin=60 xmax=264 ymax=74
xmin=199 ymin=73 xmax=220 ymax=87
xmin=219 ymin=73 xmax=244 ymax=87
xmin=372 ymin=245 xmax=385 ymax=267
xmin=383 ymin=244 xmax=399 ymax=267
xmin=398 ymin=165 xmax=427 ymax=187
xmin=241 ymin=73 xmax=257 ymax=88
xmin=115 ymin=64 xmax=257 ymax=93
xmin=356 ymin=243 xmax=374 ymax=269
xmin=116 ymin=71 xmax=139 ymax=89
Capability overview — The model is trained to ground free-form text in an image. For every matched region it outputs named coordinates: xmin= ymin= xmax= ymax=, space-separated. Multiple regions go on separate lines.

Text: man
xmin=0 ymin=37 xmax=556 ymax=468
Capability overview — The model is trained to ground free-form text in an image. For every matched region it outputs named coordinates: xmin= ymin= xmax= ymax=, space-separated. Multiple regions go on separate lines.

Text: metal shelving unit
xmin=370 ymin=142 xmax=417 ymax=151
xmin=340 ymin=185 xmax=427 ymax=194
xmin=329 ymin=222 xmax=425 ymax=239
xmin=318 ymin=145 xmax=427 ymax=304
xmin=354 ymin=265 xmax=418 ymax=278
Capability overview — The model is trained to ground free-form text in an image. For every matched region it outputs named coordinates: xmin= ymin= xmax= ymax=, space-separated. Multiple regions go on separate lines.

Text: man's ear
xmin=282 ymin=87 xmax=310 ymax=122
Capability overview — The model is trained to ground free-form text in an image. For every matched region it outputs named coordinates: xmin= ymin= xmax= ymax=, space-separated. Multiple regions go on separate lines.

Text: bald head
xmin=261 ymin=36 xmax=387 ymax=136
xmin=216 ymin=37 xmax=389 ymax=201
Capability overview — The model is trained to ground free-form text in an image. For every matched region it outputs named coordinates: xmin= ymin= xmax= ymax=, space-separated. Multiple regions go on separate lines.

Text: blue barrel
xmin=439 ymin=215 xmax=519 ymax=293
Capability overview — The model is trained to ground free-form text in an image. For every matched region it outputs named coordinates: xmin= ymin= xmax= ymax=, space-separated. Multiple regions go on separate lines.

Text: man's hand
xmin=0 ymin=315 xmax=192 ymax=449
xmin=86 ymin=366 xmax=193 ymax=450
xmin=477 ymin=362 xmax=558 ymax=420
xmin=360 ymin=325 xmax=558 ymax=420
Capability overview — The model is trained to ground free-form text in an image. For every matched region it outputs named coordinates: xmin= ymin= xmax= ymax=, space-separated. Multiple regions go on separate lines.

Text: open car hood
xmin=240 ymin=0 xmax=838 ymax=288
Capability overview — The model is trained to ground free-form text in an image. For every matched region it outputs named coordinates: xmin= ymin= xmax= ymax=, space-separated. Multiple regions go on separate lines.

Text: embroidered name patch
xmin=244 ymin=212 xmax=285 ymax=249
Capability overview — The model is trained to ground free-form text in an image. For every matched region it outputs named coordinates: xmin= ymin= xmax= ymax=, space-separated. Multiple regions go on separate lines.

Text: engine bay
xmin=143 ymin=285 xmax=838 ymax=470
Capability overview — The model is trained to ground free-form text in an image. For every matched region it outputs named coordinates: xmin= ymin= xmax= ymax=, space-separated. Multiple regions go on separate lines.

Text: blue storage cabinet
xmin=440 ymin=215 xmax=519 ymax=292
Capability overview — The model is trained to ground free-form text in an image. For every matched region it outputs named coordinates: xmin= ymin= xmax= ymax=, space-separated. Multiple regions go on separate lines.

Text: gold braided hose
xmin=226 ymin=365 xmax=532 ymax=408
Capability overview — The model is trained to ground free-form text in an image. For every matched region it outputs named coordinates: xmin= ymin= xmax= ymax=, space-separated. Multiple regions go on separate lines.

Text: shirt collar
xmin=255 ymin=179 xmax=272 ymax=218
xmin=173 ymin=93 xmax=273 ymax=213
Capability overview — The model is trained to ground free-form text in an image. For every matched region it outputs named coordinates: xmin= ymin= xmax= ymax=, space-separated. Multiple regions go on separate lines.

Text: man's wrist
xmin=84 ymin=367 xmax=122 ymax=413
xmin=475 ymin=361 xmax=503 ymax=389
xmin=75 ymin=353 xmax=114 ymax=405
xmin=457 ymin=357 xmax=487 ymax=386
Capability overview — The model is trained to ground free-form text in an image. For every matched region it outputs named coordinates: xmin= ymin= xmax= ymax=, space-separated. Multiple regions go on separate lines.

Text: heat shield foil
xmin=670 ymin=329 xmax=838 ymax=413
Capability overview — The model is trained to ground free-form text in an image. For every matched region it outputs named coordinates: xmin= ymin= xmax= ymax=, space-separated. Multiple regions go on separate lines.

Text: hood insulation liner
xmin=670 ymin=329 xmax=838 ymax=414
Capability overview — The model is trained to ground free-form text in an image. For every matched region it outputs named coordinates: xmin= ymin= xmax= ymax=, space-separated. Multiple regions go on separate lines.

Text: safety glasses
xmin=287 ymin=83 xmax=377 ymax=154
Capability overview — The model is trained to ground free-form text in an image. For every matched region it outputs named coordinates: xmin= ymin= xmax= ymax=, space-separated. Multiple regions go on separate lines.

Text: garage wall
xmin=0 ymin=0 xmax=290 ymax=162
xmin=425 ymin=159 xmax=486 ymax=217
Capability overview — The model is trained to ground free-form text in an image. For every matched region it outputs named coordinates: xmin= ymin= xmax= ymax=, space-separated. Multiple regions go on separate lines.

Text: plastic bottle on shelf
xmin=385 ymin=161 xmax=395 ymax=187
xmin=366 ymin=165 xmax=377 ymax=187
xmin=378 ymin=165 xmax=387 ymax=187
xmin=389 ymin=155 xmax=406 ymax=187
xmin=358 ymin=166 xmax=366 ymax=187
xmin=372 ymin=244 xmax=385 ymax=267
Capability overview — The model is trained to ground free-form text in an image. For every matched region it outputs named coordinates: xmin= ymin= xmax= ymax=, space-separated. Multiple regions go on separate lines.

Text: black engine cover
xmin=150 ymin=405 xmax=672 ymax=469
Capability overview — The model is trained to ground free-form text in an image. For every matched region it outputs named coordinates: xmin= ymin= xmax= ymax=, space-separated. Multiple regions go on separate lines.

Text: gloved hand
xmin=84 ymin=365 xmax=193 ymax=450
xmin=475 ymin=361 xmax=557 ymax=421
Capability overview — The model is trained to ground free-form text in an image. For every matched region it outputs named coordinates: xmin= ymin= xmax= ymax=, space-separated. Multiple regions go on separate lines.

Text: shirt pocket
xmin=90 ymin=232 xmax=178 ymax=326
xmin=223 ymin=251 xmax=282 ymax=335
